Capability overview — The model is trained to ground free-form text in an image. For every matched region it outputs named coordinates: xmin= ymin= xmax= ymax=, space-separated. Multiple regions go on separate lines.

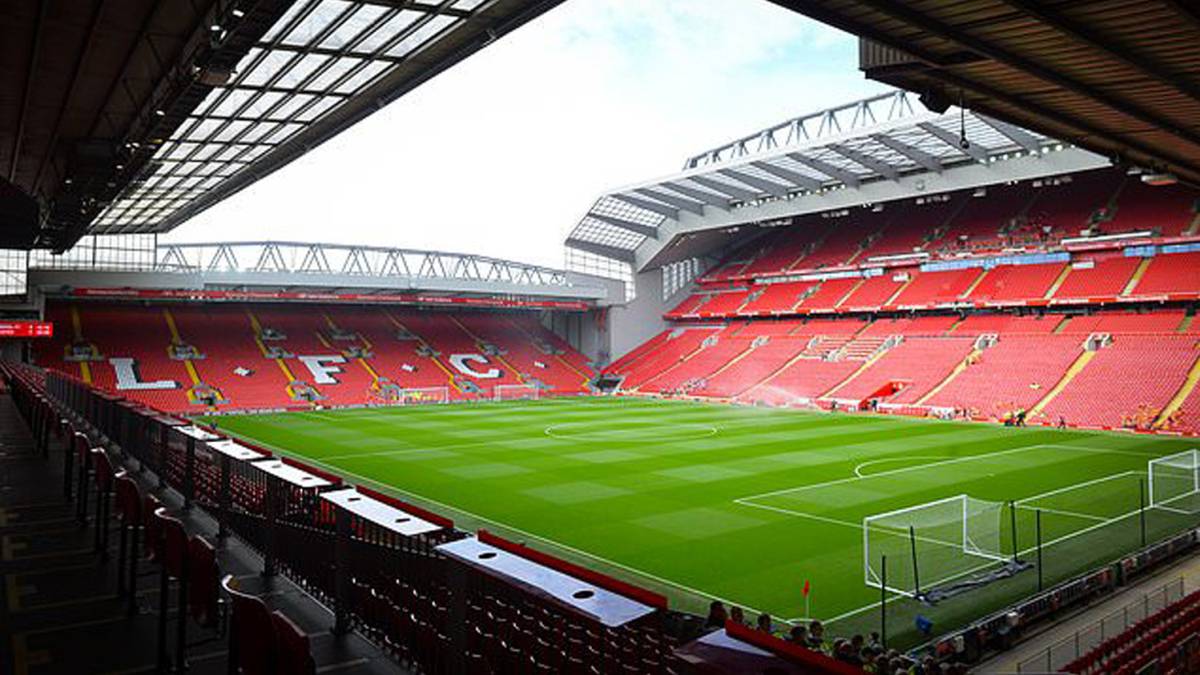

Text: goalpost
xmin=1149 ymin=449 xmax=1200 ymax=514
xmin=864 ymin=494 xmax=1007 ymax=598
xmin=398 ymin=386 xmax=450 ymax=406
xmin=494 ymin=383 xmax=541 ymax=402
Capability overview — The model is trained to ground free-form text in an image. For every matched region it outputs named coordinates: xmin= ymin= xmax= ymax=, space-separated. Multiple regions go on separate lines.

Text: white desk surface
xmin=437 ymin=536 xmax=656 ymax=627
xmin=320 ymin=488 xmax=442 ymax=537
xmin=250 ymin=459 xmax=333 ymax=489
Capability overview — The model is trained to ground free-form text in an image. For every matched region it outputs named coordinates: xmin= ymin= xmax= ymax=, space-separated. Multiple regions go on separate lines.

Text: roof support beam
xmin=999 ymin=0 xmax=1200 ymax=109
xmin=589 ymin=213 xmax=658 ymax=239
xmin=688 ymin=175 xmax=760 ymax=202
xmin=785 ymin=152 xmax=861 ymax=187
xmin=826 ymin=143 xmax=899 ymax=180
xmin=633 ymin=188 xmax=705 ymax=216
xmin=851 ymin=0 xmax=1200 ymax=152
xmin=931 ymin=67 xmax=1200 ymax=184
xmin=749 ymin=160 xmax=824 ymax=191
xmin=659 ymin=181 xmax=731 ymax=211
xmin=565 ymin=238 xmax=637 ymax=263
xmin=977 ymin=115 xmax=1042 ymax=153
xmin=917 ymin=122 xmax=989 ymax=163
xmin=612 ymin=193 xmax=678 ymax=220
xmin=716 ymin=168 xmax=791 ymax=198
xmin=11 ymin=0 xmax=49 ymax=183
xmin=870 ymin=134 xmax=943 ymax=172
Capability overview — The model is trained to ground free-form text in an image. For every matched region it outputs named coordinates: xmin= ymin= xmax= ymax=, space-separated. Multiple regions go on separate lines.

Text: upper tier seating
xmin=1131 ymin=252 xmax=1200 ymax=297
xmin=696 ymin=289 xmax=753 ymax=317
xmin=1106 ymin=179 xmax=1197 ymax=237
xmin=937 ymin=184 xmax=1033 ymax=253
xmin=1052 ymin=257 xmax=1140 ymax=299
xmin=891 ymin=268 xmax=983 ymax=307
xmin=34 ymin=302 xmax=595 ymax=412
xmin=967 ymin=263 xmax=1065 ymax=304
xmin=838 ymin=275 xmax=907 ymax=310
xmin=1059 ymin=311 xmax=1186 ymax=334
xmin=1022 ymin=170 xmax=1122 ymax=240
xmin=800 ymin=278 xmax=861 ymax=310
xmin=739 ymin=282 xmax=814 ymax=316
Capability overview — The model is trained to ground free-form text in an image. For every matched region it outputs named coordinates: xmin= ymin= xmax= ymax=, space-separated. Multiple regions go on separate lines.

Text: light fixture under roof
xmin=1141 ymin=172 xmax=1177 ymax=186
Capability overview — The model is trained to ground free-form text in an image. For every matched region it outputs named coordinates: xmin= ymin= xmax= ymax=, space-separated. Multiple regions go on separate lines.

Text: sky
xmin=163 ymin=0 xmax=889 ymax=269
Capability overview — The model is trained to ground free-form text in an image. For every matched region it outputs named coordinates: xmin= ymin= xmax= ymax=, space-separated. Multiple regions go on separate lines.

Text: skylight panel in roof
xmin=239 ymin=122 xmax=280 ymax=144
xmin=355 ymin=11 xmax=421 ymax=52
xmin=243 ymin=51 xmax=296 ymax=86
xmin=453 ymin=0 xmax=488 ymax=9
xmin=213 ymin=121 xmax=253 ymax=143
xmin=192 ymin=88 xmax=224 ymax=117
xmin=261 ymin=1 xmax=312 ymax=42
xmin=165 ymin=143 xmax=197 ymax=161
xmin=294 ymin=97 xmax=339 ymax=123
xmin=182 ymin=118 xmax=223 ymax=143
xmin=270 ymin=93 xmax=315 ymax=120
xmin=264 ymin=123 xmax=304 ymax=144
xmin=308 ymin=57 xmax=362 ymax=89
xmin=210 ymin=88 xmax=256 ymax=117
xmin=241 ymin=91 xmax=287 ymax=117
xmin=386 ymin=15 xmax=456 ymax=57
xmin=215 ymin=145 xmax=250 ymax=162
xmin=321 ymin=4 xmax=388 ymax=49
xmin=333 ymin=61 xmax=388 ymax=94
xmin=282 ymin=0 xmax=353 ymax=46
xmin=278 ymin=54 xmax=331 ymax=88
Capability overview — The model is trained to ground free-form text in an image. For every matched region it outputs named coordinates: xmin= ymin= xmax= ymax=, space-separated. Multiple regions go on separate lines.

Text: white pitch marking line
xmin=1013 ymin=470 xmax=1142 ymax=505
xmin=1013 ymin=504 xmax=1108 ymax=523
xmin=739 ymin=443 xmax=1155 ymax=503
xmin=853 ymin=456 xmax=945 ymax=478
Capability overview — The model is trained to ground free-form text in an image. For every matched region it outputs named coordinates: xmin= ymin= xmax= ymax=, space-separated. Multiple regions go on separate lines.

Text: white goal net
xmin=398 ymin=387 xmax=450 ymax=406
xmin=864 ymin=494 xmax=1007 ymax=597
xmin=494 ymin=384 xmax=540 ymax=402
xmin=1149 ymin=449 xmax=1200 ymax=515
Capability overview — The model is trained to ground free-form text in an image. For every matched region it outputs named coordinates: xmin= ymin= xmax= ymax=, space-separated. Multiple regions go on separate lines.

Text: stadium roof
xmin=565 ymin=89 xmax=1104 ymax=268
xmin=767 ymin=0 xmax=1200 ymax=188
xmin=2 ymin=0 xmax=562 ymax=252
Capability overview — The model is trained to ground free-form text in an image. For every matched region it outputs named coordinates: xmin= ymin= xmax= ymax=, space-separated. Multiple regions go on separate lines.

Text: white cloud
xmin=165 ymin=0 xmax=888 ymax=268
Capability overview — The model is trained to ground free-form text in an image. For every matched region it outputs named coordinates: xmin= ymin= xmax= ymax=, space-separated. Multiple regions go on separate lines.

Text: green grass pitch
xmin=202 ymin=397 xmax=1200 ymax=647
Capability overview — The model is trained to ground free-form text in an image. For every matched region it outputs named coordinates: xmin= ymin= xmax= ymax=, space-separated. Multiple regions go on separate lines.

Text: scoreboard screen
xmin=0 ymin=321 xmax=53 ymax=338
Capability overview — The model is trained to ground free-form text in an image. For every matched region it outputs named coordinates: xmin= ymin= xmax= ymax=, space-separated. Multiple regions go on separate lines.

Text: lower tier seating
xmin=35 ymin=301 xmax=595 ymax=413
xmin=610 ymin=310 xmax=1200 ymax=433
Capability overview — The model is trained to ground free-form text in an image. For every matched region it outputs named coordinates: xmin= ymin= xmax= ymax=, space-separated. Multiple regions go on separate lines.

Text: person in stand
xmin=756 ymin=612 xmax=774 ymax=635
xmin=704 ymin=600 xmax=727 ymax=629
xmin=1057 ymin=415 xmax=1067 ymax=430
xmin=788 ymin=624 xmax=809 ymax=646
xmin=729 ymin=605 xmax=746 ymax=626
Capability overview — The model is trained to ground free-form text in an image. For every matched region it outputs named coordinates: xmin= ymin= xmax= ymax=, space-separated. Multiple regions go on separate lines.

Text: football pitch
xmin=202 ymin=397 xmax=1200 ymax=646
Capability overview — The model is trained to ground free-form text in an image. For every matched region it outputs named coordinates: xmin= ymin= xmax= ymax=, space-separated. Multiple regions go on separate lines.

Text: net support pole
xmin=1036 ymin=508 xmax=1044 ymax=592
xmin=1009 ymin=500 xmax=1019 ymax=563
xmin=909 ymin=525 xmax=921 ymax=597
xmin=1139 ymin=478 xmax=1147 ymax=548
xmin=880 ymin=554 xmax=887 ymax=650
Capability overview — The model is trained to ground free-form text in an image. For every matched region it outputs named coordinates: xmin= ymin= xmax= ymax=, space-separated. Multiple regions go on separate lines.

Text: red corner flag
xmin=802 ymin=580 xmax=811 ymax=597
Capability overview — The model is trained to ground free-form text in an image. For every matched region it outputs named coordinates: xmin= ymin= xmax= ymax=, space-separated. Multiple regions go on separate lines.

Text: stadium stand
xmin=34 ymin=302 xmax=595 ymax=412
xmin=1063 ymin=589 xmax=1200 ymax=675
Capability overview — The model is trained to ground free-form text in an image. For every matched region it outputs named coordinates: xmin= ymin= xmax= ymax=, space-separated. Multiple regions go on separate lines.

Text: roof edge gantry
xmin=566 ymin=89 xmax=1100 ymax=271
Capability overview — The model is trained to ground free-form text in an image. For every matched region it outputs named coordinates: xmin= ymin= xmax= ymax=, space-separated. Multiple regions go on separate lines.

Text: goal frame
xmin=493 ymin=383 xmax=541 ymax=402
xmin=1148 ymin=449 xmax=1200 ymax=515
xmin=397 ymin=386 xmax=450 ymax=406
xmin=863 ymin=493 xmax=1008 ymax=597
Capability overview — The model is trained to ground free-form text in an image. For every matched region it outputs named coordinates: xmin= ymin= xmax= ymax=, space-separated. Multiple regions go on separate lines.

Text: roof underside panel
xmin=0 ymin=0 xmax=563 ymax=250
xmin=96 ymin=0 xmax=561 ymax=236
xmin=766 ymin=0 xmax=1200 ymax=187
